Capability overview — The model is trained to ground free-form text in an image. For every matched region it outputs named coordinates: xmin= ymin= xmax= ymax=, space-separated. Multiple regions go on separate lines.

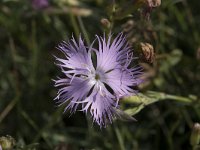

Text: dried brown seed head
xmin=140 ymin=42 xmax=155 ymax=63
xmin=147 ymin=0 xmax=161 ymax=8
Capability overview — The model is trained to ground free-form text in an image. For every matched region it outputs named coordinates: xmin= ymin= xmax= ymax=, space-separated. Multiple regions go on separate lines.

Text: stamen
xmin=95 ymin=74 xmax=100 ymax=80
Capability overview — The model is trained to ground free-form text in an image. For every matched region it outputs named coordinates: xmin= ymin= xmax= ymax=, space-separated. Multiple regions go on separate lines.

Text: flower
xmin=54 ymin=33 xmax=143 ymax=127
xmin=31 ymin=0 xmax=49 ymax=10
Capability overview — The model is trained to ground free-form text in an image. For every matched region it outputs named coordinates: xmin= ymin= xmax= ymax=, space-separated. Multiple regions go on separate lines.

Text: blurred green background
xmin=0 ymin=0 xmax=200 ymax=149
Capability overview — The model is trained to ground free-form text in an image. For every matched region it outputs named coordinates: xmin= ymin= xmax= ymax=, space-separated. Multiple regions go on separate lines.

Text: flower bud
xmin=100 ymin=18 xmax=111 ymax=29
xmin=190 ymin=123 xmax=200 ymax=146
xmin=0 ymin=135 xmax=15 ymax=150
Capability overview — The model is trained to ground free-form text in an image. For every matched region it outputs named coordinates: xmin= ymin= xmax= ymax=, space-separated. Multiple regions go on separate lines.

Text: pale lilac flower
xmin=31 ymin=0 xmax=49 ymax=9
xmin=54 ymin=33 xmax=143 ymax=127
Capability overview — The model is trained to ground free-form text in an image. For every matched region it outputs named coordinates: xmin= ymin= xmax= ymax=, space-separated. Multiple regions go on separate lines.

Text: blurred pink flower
xmin=31 ymin=0 xmax=49 ymax=9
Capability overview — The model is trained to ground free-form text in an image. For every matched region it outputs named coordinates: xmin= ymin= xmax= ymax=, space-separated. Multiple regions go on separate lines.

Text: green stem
xmin=164 ymin=94 xmax=193 ymax=103
xmin=33 ymin=106 xmax=64 ymax=143
xmin=114 ymin=126 xmax=125 ymax=150
xmin=123 ymin=91 xmax=197 ymax=116
xmin=77 ymin=16 xmax=90 ymax=46
xmin=20 ymin=110 xmax=53 ymax=148
xmin=0 ymin=94 xmax=20 ymax=124
xmin=70 ymin=13 xmax=79 ymax=39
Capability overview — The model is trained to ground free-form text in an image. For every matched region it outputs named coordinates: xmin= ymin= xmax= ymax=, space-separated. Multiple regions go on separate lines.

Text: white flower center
xmin=87 ymin=69 xmax=105 ymax=90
